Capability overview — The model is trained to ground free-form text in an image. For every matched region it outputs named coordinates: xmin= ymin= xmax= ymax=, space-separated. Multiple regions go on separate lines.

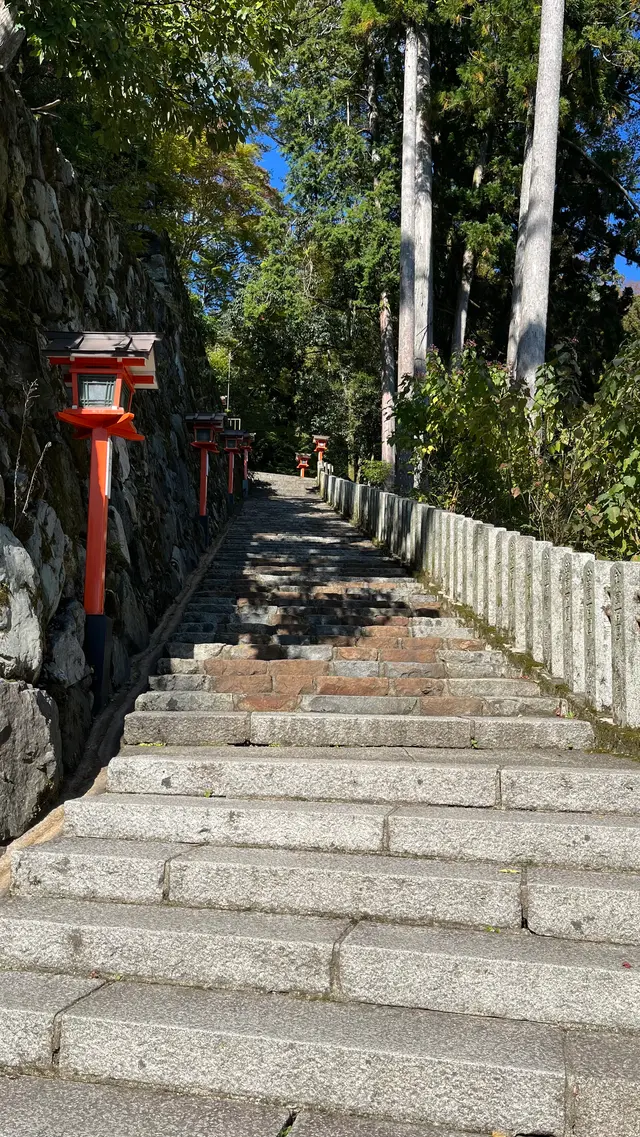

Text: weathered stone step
xmin=296 ymin=693 xmax=559 ymax=717
xmin=108 ymin=747 xmax=498 ymax=805
xmin=389 ymin=805 xmax=640 ymax=869
xmin=55 ymin=981 xmax=566 ymax=1133
xmin=109 ymin=746 xmax=637 ymax=812
xmin=65 ymin=793 xmax=391 ymax=852
xmin=123 ymin=709 xmax=594 ymax=748
xmin=527 ymin=867 xmax=640 ymax=945
xmin=0 ymin=898 xmax=345 ymax=996
xmin=247 ymin=712 xmax=593 ymax=750
xmin=0 ymin=969 xmax=101 ymax=1071
xmin=0 ymin=1075 xmax=289 ymax=1136
xmin=289 ymin=1113 xmax=483 ymax=1137
xmin=163 ymin=641 xmax=485 ymax=663
xmin=156 ymin=650 xmax=522 ymax=679
xmin=339 ymin=923 xmax=640 ymax=1029
xmin=12 ymin=838 xmax=523 ymax=929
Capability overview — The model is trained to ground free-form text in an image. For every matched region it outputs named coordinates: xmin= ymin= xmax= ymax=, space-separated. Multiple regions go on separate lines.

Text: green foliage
xmin=360 ymin=459 xmax=393 ymax=486
xmin=16 ymin=0 xmax=294 ymax=149
xmin=394 ymin=340 xmax=640 ymax=558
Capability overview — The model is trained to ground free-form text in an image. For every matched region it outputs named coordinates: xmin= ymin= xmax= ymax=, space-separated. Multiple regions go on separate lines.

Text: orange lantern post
xmin=222 ymin=429 xmax=243 ymax=511
xmin=295 ymin=452 xmax=311 ymax=478
xmin=185 ymin=412 xmax=225 ymax=545
xmin=312 ymin=433 xmax=330 ymax=468
xmin=45 ymin=331 xmax=160 ymax=709
xmin=241 ymin=432 xmax=254 ymax=498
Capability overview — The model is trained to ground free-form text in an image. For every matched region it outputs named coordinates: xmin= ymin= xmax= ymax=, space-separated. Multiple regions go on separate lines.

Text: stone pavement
xmin=1 ymin=472 xmax=639 ymax=1135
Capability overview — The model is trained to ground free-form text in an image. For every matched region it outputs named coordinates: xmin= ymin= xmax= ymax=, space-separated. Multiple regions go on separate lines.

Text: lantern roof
xmin=185 ymin=412 xmax=225 ymax=429
xmin=44 ymin=331 xmax=161 ymax=390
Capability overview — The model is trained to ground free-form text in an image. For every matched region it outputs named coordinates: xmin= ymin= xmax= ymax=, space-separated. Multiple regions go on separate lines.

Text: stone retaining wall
xmin=319 ymin=468 xmax=640 ymax=729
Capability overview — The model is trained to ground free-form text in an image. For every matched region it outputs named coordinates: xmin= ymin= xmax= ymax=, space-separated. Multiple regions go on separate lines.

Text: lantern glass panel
xmin=121 ymin=382 xmax=133 ymax=412
xmin=78 ymin=374 xmax=117 ymax=408
xmin=196 ymin=428 xmax=211 ymax=442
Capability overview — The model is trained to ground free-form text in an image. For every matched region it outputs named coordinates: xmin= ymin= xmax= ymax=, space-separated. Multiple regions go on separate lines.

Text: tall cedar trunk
xmin=398 ymin=26 xmax=418 ymax=394
xmin=0 ymin=2 xmax=24 ymax=71
xmin=450 ymin=139 xmax=488 ymax=356
xmin=516 ymin=0 xmax=565 ymax=405
xmin=414 ymin=28 xmax=433 ymax=376
xmin=506 ymin=109 xmax=534 ymax=373
xmin=380 ymin=292 xmax=396 ymax=464
xmin=368 ymin=54 xmax=396 ymax=468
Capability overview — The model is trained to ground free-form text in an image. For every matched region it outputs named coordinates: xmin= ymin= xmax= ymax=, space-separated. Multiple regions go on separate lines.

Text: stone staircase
xmin=1 ymin=472 xmax=639 ymax=1136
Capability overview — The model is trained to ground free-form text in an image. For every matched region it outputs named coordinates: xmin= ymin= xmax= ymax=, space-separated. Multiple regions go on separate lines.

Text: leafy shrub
xmin=360 ymin=460 xmax=393 ymax=488
xmin=393 ymin=342 xmax=640 ymax=560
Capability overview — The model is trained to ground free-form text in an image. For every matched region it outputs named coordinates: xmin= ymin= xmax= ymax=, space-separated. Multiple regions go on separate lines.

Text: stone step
xmin=11 ymin=837 xmax=523 ymax=929
xmin=65 ymin=793 xmax=391 ymax=851
xmin=0 ymin=1075 xmax=289 ymax=1137
xmin=123 ymin=709 xmax=594 ymax=748
xmin=0 ymin=898 xmax=346 ymax=996
xmin=109 ymin=746 xmax=636 ymax=812
xmin=290 ymin=1113 xmax=483 ymax=1137
xmin=527 ymin=867 xmax=640 ymax=945
xmin=108 ymin=748 xmax=498 ymax=805
xmin=11 ymin=837 xmax=188 ymax=904
xmin=55 ymin=981 xmax=566 ymax=1133
xmin=0 ymin=969 xmax=101 ymax=1071
xmin=389 ymin=805 xmax=640 ymax=869
xmin=247 ymin=712 xmax=593 ymax=750
xmin=338 ymin=923 xmax=640 ymax=1029
xmin=297 ymin=694 xmax=559 ymax=717
xmin=156 ymin=652 xmax=522 ymax=679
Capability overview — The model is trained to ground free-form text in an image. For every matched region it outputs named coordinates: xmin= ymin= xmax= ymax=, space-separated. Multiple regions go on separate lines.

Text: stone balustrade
xmin=318 ymin=467 xmax=640 ymax=729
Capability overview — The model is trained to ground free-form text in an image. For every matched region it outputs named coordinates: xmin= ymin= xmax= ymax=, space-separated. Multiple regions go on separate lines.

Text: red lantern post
xmin=241 ymin=432 xmax=254 ymax=498
xmin=222 ymin=430 xmax=243 ymax=510
xmin=313 ymin=433 xmax=330 ymax=467
xmin=45 ymin=331 xmax=160 ymax=708
xmin=185 ymin=412 xmax=225 ymax=544
xmin=295 ymin=452 xmax=311 ymax=478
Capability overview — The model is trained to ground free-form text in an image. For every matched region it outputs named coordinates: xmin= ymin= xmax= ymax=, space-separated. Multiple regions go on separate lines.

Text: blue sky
xmin=257 ymin=135 xmax=640 ymax=282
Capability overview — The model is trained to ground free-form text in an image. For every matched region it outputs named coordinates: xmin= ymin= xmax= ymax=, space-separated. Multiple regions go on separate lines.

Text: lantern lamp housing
xmin=185 ymin=412 xmax=225 ymax=449
xmin=313 ymin=434 xmax=330 ymax=452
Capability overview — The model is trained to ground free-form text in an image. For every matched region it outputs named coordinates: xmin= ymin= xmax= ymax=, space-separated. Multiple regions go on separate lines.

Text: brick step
xmin=109 ymin=745 xmax=637 ymax=813
xmin=134 ymin=690 xmax=561 ymax=718
xmin=157 ymin=649 xmax=522 ymax=678
xmin=6 ymin=976 xmax=567 ymax=1133
xmin=12 ymin=838 xmax=522 ymax=930
xmin=148 ymin=675 xmax=540 ymax=699
xmin=0 ymin=1075 xmax=288 ymax=1137
xmin=123 ymin=710 xmax=593 ymax=749
xmin=164 ymin=641 xmax=486 ymax=661
xmin=1 ymin=899 xmax=638 ymax=1031
xmin=62 ymin=792 xmax=631 ymax=870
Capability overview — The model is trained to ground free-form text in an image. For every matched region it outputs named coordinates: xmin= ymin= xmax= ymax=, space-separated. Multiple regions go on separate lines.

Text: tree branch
xmin=560 ymin=135 xmax=640 ymax=218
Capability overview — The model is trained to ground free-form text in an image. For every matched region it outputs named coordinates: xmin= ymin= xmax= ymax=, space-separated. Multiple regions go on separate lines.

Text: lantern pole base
xmin=227 ymin=492 xmax=234 ymax=513
xmin=84 ymin=614 xmax=113 ymax=713
xmin=198 ymin=514 xmax=209 ymax=546
xmin=242 ymin=479 xmax=249 ymax=498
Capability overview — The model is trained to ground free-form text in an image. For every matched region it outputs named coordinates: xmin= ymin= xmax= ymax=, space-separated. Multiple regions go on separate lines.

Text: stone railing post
xmin=611 ymin=562 xmax=640 ymax=728
xmin=509 ymin=534 xmax=535 ymax=653
xmin=562 ymin=551 xmax=595 ymax=694
xmin=583 ymin=560 xmax=613 ymax=713
xmin=525 ymin=540 xmax=552 ymax=663
xmin=542 ymin=545 xmax=572 ymax=679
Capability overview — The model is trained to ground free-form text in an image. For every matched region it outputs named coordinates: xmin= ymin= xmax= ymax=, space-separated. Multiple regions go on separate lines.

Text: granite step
xmin=338 ymin=922 xmax=640 ymax=1029
xmin=108 ymin=747 xmax=499 ymax=805
xmin=11 ymin=837 xmax=523 ymax=929
xmin=388 ymin=804 xmax=640 ymax=869
xmin=0 ymin=897 xmax=346 ymax=996
xmin=108 ymin=746 xmax=640 ymax=812
xmin=146 ymin=674 xmax=540 ymax=698
xmin=135 ymin=688 xmax=559 ymax=716
xmin=0 ymin=1075 xmax=289 ymax=1137
xmin=0 ymin=969 xmax=102 ymax=1071
xmin=54 ymin=981 xmax=566 ymax=1133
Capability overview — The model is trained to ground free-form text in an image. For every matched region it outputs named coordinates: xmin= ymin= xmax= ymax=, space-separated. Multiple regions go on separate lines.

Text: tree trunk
xmin=367 ymin=53 xmax=396 ymax=469
xmin=516 ymin=0 xmax=565 ymax=405
xmin=398 ymin=25 xmax=418 ymax=394
xmin=0 ymin=2 xmax=24 ymax=72
xmin=450 ymin=139 xmax=488 ymax=356
xmin=380 ymin=291 xmax=396 ymax=465
xmin=506 ymin=109 xmax=534 ymax=373
xmin=414 ymin=28 xmax=433 ymax=376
